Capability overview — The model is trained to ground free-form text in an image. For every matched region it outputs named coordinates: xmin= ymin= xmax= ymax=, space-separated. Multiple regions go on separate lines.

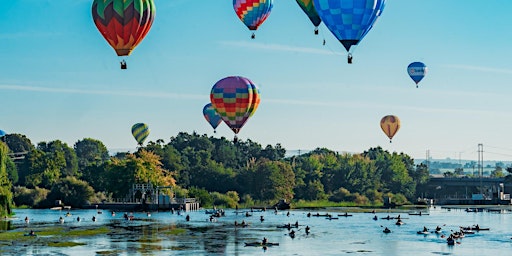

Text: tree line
xmin=0 ymin=132 xmax=432 ymax=212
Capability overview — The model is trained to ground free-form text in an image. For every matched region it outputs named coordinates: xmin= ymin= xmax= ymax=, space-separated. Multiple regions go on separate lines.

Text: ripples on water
xmin=1 ymin=206 xmax=512 ymax=255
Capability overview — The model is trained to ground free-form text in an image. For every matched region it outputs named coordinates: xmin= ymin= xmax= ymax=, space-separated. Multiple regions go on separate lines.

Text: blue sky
xmin=2 ymin=0 xmax=512 ymax=161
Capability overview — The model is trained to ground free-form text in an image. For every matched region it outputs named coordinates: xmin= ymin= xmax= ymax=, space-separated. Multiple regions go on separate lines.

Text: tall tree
xmin=74 ymin=138 xmax=110 ymax=172
xmin=0 ymin=142 xmax=14 ymax=217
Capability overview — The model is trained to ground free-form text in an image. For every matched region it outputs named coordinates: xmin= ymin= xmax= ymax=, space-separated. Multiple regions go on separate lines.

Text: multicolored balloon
xmin=296 ymin=0 xmax=322 ymax=34
xmin=92 ymin=0 xmax=155 ymax=66
xmin=407 ymin=62 xmax=427 ymax=88
xmin=313 ymin=0 xmax=385 ymax=63
xmin=233 ymin=0 xmax=273 ymax=38
xmin=131 ymin=123 xmax=150 ymax=146
xmin=203 ymin=103 xmax=223 ymax=133
xmin=380 ymin=115 xmax=400 ymax=143
xmin=210 ymin=76 xmax=261 ymax=140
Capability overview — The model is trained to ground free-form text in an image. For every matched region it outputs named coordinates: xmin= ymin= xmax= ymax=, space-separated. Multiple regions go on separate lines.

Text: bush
xmin=211 ymin=192 xmax=238 ymax=208
xmin=240 ymin=194 xmax=254 ymax=206
xmin=188 ymin=187 xmax=213 ymax=208
xmin=43 ymin=177 xmax=94 ymax=208
xmin=329 ymin=187 xmax=352 ymax=202
xmin=13 ymin=186 xmax=49 ymax=207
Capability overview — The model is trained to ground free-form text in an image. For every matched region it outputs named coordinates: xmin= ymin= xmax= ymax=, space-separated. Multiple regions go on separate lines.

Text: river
xmin=1 ymin=206 xmax=512 ymax=255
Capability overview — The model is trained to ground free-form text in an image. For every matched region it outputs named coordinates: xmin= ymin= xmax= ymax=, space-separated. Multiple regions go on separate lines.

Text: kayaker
xmin=29 ymin=230 xmax=35 ymax=236
xmin=305 ymin=226 xmax=310 ymax=234
xmin=186 ymin=215 xmax=190 ymax=222
xmin=289 ymin=230 xmax=295 ymax=238
xmin=436 ymin=226 xmax=441 ymax=231
xmin=262 ymin=237 xmax=268 ymax=245
xmin=307 ymin=212 xmax=311 ymax=217
xmin=383 ymin=227 xmax=390 ymax=233
xmin=92 ymin=216 xmax=96 ymax=222
xmin=25 ymin=216 xmax=29 ymax=224
xmin=241 ymin=220 xmax=246 ymax=226
xmin=260 ymin=216 xmax=264 ymax=222
xmin=373 ymin=215 xmax=378 ymax=221
xmin=423 ymin=226 xmax=428 ymax=232
xmin=294 ymin=221 xmax=299 ymax=228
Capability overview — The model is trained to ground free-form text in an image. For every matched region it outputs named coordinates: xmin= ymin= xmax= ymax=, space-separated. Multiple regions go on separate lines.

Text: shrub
xmin=13 ymin=186 xmax=49 ymax=207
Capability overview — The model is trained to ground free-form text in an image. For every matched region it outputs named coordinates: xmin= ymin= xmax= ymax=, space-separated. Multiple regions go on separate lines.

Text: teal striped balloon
xmin=131 ymin=123 xmax=150 ymax=146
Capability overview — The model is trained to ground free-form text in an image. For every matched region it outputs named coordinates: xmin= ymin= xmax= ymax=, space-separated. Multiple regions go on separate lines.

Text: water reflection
xmin=1 ymin=207 xmax=512 ymax=255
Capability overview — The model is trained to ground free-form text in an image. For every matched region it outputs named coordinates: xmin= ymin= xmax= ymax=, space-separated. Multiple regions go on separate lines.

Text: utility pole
xmin=426 ymin=149 xmax=430 ymax=172
xmin=478 ymin=143 xmax=483 ymax=195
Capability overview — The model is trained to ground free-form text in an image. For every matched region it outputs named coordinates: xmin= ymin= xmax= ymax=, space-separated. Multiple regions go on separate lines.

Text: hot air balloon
xmin=203 ymin=103 xmax=223 ymax=133
xmin=296 ymin=0 xmax=322 ymax=34
xmin=380 ymin=115 xmax=400 ymax=143
xmin=233 ymin=0 xmax=273 ymax=39
xmin=131 ymin=123 xmax=150 ymax=146
xmin=313 ymin=0 xmax=385 ymax=63
xmin=210 ymin=76 xmax=261 ymax=142
xmin=92 ymin=0 xmax=156 ymax=69
xmin=407 ymin=62 xmax=427 ymax=88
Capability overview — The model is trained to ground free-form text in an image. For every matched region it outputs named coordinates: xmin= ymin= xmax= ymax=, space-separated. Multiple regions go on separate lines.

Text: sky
xmin=2 ymin=0 xmax=512 ymax=162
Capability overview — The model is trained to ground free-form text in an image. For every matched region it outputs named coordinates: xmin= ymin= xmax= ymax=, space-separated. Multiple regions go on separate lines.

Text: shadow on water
xmin=0 ymin=221 xmax=11 ymax=231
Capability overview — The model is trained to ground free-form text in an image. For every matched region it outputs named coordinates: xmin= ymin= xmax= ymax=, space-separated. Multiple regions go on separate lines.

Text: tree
xmin=45 ymin=176 xmax=95 ymax=208
xmin=0 ymin=142 xmax=14 ymax=217
xmin=74 ymin=138 xmax=110 ymax=172
xmin=239 ymin=159 xmax=295 ymax=202
xmin=104 ymin=150 xmax=176 ymax=198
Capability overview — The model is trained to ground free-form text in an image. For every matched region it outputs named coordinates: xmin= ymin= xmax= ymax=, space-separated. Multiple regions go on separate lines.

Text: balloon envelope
xmin=233 ymin=0 xmax=273 ymax=31
xmin=210 ymin=76 xmax=260 ymax=135
xmin=313 ymin=0 xmax=385 ymax=52
xmin=131 ymin=123 xmax=150 ymax=146
xmin=203 ymin=103 xmax=223 ymax=132
xmin=92 ymin=0 xmax=156 ymax=56
xmin=380 ymin=115 xmax=400 ymax=142
xmin=407 ymin=62 xmax=427 ymax=87
xmin=296 ymin=0 xmax=322 ymax=27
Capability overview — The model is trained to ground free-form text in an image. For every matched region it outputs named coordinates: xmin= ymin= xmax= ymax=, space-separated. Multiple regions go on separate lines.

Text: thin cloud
xmin=2 ymin=84 xmax=509 ymax=118
xmin=0 ymin=84 xmax=204 ymax=100
xmin=219 ymin=41 xmax=342 ymax=56
xmin=444 ymin=64 xmax=512 ymax=75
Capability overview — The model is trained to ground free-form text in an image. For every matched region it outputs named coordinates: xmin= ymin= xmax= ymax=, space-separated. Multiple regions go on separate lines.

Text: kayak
xmin=326 ymin=217 xmax=339 ymax=220
xmin=245 ymin=242 xmax=279 ymax=247
xmin=417 ymin=231 xmax=429 ymax=235
xmin=337 ymin=213 xmax=353 ymax=217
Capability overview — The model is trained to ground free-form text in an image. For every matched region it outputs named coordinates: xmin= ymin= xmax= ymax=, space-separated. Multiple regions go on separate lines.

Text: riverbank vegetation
xmin=2 ymin=132 xmax=436 ymax=210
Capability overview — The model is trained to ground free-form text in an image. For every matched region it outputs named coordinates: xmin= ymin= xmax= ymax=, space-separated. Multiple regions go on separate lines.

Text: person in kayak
xmin=262 ymin=237 xmax=268 ymax=245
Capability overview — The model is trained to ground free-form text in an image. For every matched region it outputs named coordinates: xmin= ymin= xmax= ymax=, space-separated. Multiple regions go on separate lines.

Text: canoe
xmin=326 ymin=217 xmax=339 ymax=220
xmin=245 ymin=242 xmax=279 ymax=247
xmin=409 ymin=212 xmax=429 ymax=216
xmin=312 ymin=214 xmax=330 ymax=217
xmin=337 ymin=213 xmax=353 ymax=217
xmin=460 ymin=226 xmax=490 ymax=231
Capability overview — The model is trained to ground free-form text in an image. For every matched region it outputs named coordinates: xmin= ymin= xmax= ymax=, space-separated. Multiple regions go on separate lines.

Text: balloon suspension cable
xmin=347 ymin=53 xmax=353 ymax=64
xmin=251 ymin=33 xmax=255 ymax=39
xmin=120 ymin=59 xmax=127 ymax=70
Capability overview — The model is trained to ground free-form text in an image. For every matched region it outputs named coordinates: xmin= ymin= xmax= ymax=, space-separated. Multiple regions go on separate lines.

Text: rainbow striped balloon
xmin=131 ymin=123 xmax=150 ymax=146
xmin=233 ymin=0 xmax=273 ymax=32
xmin=210 ymin=76 xmax=260 ymax=135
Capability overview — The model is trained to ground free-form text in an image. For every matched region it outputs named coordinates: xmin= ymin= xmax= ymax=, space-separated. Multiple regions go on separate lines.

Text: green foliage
xmin=0 ymin=142 xmax=14 ymax=217
xmin=188 ymin=187 xmax=213 ymax=208
xmin=44 ymin=176 xmax=95 ymax=208
xmin=13 ymin=186 xmax=50 ymax=207
xmin=211 ymin=191 xmax=239 ymax=208
xmin=74 ymin=138 xmax=110 ymax=172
